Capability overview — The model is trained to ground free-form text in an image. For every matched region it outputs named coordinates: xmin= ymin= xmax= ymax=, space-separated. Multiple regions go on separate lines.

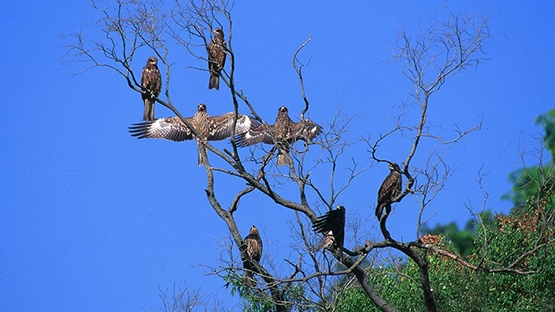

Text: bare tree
xmin=65 ymin=2 xmax=555 ymax=311
xmin=147 ymin=283 xmax=231 ymax=312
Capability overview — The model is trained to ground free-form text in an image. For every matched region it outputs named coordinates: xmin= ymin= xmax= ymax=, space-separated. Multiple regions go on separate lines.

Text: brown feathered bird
xmin=312 ymin=205 xmax=346 ymax=252
xmin=128 ymin=103 xmax=260 ymax=166
xmin=207 ymin=28 xmax=226 ymax=90
xmin=376 ymin=162 xmax=402 ymax=220
xmin=243 ymin=225 xmax=263 ymax=287
xmin=140 ymin=56 xmax=162 ymax=121
xmin=235 ymin=106 xmax=323 ymax=166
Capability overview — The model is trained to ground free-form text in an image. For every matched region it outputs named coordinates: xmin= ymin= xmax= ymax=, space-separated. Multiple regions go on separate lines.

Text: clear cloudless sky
xmin=1 ymin=1 xmax=554 ymax=311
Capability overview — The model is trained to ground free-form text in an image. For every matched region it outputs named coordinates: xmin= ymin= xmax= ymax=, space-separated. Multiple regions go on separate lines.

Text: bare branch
xmin=292 ymin=35 xmax=313 ymax=119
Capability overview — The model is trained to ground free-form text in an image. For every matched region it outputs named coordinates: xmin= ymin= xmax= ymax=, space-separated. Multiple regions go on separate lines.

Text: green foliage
xmin=335 ymin=239 xmax=485 ymax=312
xmin=503 ymin=164 xmax=555 ymax=212
xmin=333 ymin=287 xmax=377 ymax=312
xmin=471 ymin=209 xmax=555 ymax=311
xmin=334 ymin=266 xmax=419 ymax=312
xmin=224 ymin=270 xmax=317 ymax=312
xmin=335 ymin=222 xmax=555 ymax=311
xmin=223 ymin=272 xmax=276 ymax=312
xmin=535 ymin=108 xmax=555 ymax=157
xmin=421 ymin=216 xmax=482 ymax=257
xmin=503 ymin=110 xmax=555 ymax=209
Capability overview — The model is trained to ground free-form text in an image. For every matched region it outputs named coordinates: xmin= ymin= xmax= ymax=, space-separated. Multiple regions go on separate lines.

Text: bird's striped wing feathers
xmin=128 ymin=117 xmax=194 ymax=142
xmin=237 ymin=119 xmax=322 ymax=147
xmin=207 ymin=113 xmax=260 ymax=141
xmin=291 ymin=120 xmax=323 ymax=142
xmin=235 ymin=124 xmax=276 ymax=147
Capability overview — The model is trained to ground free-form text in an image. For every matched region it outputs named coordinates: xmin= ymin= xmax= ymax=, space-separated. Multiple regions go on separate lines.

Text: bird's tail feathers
xmin=209 ymin=75 xmax=219 ymax=90
xmin=277 ymin=150 xmax=291 ymax=166
xmin=244 ymin=270 xmax=255 ymax=287
xmin=375 ymin=203 xmax=385 ymax=220
xmin=376 ymin=203 xmax=392 ymax=220
xmin=197 ymin=142 xmax=208 ymax=167
xmin=143 ymin=98 xmax=155 ymax=121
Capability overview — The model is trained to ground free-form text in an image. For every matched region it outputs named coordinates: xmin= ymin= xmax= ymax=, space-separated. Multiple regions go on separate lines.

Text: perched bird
xmin=140 ymin=56 xmax=162 ymax=121
xmin=243 ymin=225 xmax=263 ymax=287
xmin=312 ymin=205 xmax=346 ymax=252
xmin=207 ymin=28 xmax=226 ymax=90
xmin=376 ymin=162 xmax=402 ymax=220
xmin=128 ymin=103 xmax=259 ymax=166
xmin=235 ymin=106 xmax=322 ymax=166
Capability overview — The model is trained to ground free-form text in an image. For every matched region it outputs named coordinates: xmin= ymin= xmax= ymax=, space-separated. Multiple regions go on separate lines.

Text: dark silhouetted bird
xmin=243 ymin=225 xmax=262 ymax=287
xmin=312 ymin=205 xmax=346 ymax=251
xmin=235 ymin=106 xmax=322 ymax=166
xmin=207 ymin=28 xmax=226 ymax=90
xmin=128 ymin=103 xmax=259 ymax=166
xmin=376 ymin=162 xmax=402 ymax=220
xmin=140 ymin=56 xmax=162 ymax=121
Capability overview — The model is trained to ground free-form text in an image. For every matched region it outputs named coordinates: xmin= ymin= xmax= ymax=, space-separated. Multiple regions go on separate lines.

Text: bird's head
xmin=276 ymin=106 xmax=289 ymax=122
xmin=213 ymin=28 xmax=224 ymax=37
xmin=389 ymin=162 xmax=401 ymax=172
xmin=250 ymin=225 xmax=259 ymax=235
xmin=197 ymin=103 xmax=207 ymax=112
xmin=148 ymin=56 xmax=158 ymax=65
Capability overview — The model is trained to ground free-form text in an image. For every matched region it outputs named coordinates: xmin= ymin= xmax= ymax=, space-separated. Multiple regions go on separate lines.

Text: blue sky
xmin=1 ymin=1 xmax=554 ymax=311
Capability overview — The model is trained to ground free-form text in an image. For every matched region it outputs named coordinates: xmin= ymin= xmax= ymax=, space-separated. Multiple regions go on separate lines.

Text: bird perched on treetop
xmin=140 ymin=56 xmax=162 ymax=121
xmin=128 ymin=103 xmax=259 ymax=166
xmin=376 ymin=162 xmax=402 ymax=220
xmin=235 ymin=106 xmax=322 ymax=166
xmin=207 ymin=28 xmax=226 ymax=90
xmin=312 ymin=205 xmax=346 ymax=252
xmin=243 ymin=225 xmax=263 ymax=287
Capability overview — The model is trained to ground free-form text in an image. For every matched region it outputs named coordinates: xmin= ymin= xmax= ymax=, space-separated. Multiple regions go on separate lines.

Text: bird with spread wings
xmin=312 ymin=205 xmax=346 ymax=252
xmin=235 ymin=106 xmax=322 ymax=166
xmin=243 ymin=225 xmax=263 ymax=287
xmin=207 ymin=28 xmax=226 ymax=90
xmin=128 ymin=103 xmax=259 ymax=166
xmin=376 ymin=162 xmax=402 ymax=220
xmin=140 ymin=56 xmax=162 ymax=121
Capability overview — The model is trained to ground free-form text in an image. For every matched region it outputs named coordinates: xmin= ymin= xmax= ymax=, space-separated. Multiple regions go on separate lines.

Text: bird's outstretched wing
xmin=207 ymin=113 xmax=260 ymax=141
xmin=234 ymin=124 xmax=275 ymax=147
xmin=234 ymin=119 xmax=322 ymax=147
xmin=290 ymin=119 xmax=323 ymax=142
xmin=128 ymin=117 xmax=194 ymax=142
